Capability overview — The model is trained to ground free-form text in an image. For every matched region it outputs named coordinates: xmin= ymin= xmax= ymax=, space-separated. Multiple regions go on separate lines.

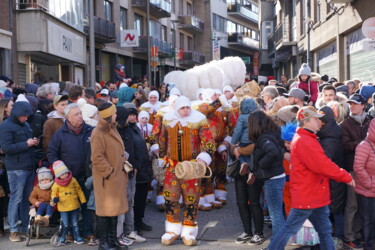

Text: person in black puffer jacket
xmin=248 ymin=111 xmax=285 ymax=241
xmin=117 ymin=105 xmax=153 ymax=238
xmin=318 ymin=105 xmax=346 ymax=242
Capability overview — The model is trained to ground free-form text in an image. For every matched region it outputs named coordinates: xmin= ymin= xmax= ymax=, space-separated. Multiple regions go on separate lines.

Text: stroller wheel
xmin=50 ymin=234 xmax=61 ymax=247
xmin=25 ymin=235 xmax=30 ymax=246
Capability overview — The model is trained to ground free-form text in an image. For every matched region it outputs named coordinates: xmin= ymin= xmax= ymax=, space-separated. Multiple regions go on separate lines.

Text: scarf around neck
xmin=55 ymin=171 xmax=73 ymax=186
xmin=67 ymin=120 xmax=83 ymax=135
xmin=350 ymin=111 xmax=367 ymax=125
xmin=39 ymin=179 xmax=54 ymax=190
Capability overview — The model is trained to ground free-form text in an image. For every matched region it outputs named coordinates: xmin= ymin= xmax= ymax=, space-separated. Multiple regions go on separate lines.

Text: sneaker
xmin=240 ymin=163 xmax=250 ymax=176
xmin=135 ymin=222 xmax=152 ymax=232
xmin=264 ymin=216 xmax=272 ymax=224
xmin=344 ymin=240 xmax=363 ymax=249
xmin=235 ymin=232 xmax=253 ymax=244
xmin=126 ymin=231 xmax=146 ymax=243
xmin=9 ymin=232 xmax=22 ymax=242
xmin=74 ymin=237 xmax=85 ymax=244
xmin=248 ymin=234 xmax=264 ymax=245
xmin=88 ymin=237 xmax=99 ymax=246
xmin=66 ymin=234 xmax=74 ymax=243
xmin=59 ymin=236 xmax=66 ymax=246
xmin=332 ymin=237 xmax=343 ymax=249
xmin=119 ymin=235 xmax=134 ymax=246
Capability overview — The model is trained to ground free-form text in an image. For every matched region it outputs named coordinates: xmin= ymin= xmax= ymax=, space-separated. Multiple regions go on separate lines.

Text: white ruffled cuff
xmin=224 ymin=136 xmax=232 ymax=145
xmin=181 ymin=225 xmax=198 ymax=239
xmin=196 ymin=152 xmax=212 ymax=165
xmin=217 ymin=144 xmax=227 ymax=153
xmin=150 ymin=144 xmax=159 ymax=153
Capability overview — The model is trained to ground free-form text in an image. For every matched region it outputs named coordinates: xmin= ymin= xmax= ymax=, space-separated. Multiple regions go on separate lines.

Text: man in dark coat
xmin=0 ymin=101 xmax=39 ymax=242
xmin=48 ymin=103 xmax=94 ymax=239
xmin=318 ymin=106 xmax=346 ymax=243
xmin=116 ymin=106 xmax=153 ymax=239
xmin=339 ymin=94 xmax=371 ymax=248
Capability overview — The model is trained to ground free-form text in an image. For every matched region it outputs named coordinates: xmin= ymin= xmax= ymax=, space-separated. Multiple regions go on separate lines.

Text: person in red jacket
xmin=297 ymin=63 xmax=319 ymax=106
xmin=266 ymin=106 xmax=355 ymax=250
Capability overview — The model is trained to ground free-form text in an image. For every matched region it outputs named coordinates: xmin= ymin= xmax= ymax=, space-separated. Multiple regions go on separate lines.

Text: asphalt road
xmin=0 ymin=181 xmax=301 ymax=250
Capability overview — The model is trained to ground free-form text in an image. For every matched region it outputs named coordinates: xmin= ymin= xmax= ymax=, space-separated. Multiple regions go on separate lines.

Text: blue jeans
xmin=36 ymin=202 xmax=53 ymax=217
xmin=263 ymin=177 xmax=285 ymax=239
xmin=60 ymin=209 xmax=81 ymax=241
xmin=7 ymin=170 xmax=34 ymax=233
xmin=333 ymin=211 xmax=344 ymax=240
xmin=268 ymin=205 xmax=334 ymax=250
xmin=78 ymin=180 xmax=94 ymax=237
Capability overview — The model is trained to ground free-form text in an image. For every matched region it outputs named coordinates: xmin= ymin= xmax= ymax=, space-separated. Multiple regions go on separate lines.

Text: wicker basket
xmin=234 ymin=80 xmax=261 ymax=100
xmin=175 ymin=161 xmax=212 ymax=181
xmin=152 ymin=158 xmax=166 ymax=185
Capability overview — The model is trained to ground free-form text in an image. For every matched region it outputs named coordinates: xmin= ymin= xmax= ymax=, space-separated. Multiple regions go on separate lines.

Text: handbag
xmin=226 ymin=159 xmax=240 ymax=178
xmin=123 ymin=161 xmax=133 ymax=173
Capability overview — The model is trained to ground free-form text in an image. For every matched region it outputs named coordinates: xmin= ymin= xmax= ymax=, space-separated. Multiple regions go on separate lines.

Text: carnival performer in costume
xmin=193 ymin=89 xmax=231 ymax=209
xmin=139 ymin=90 xmax=162 ymax=125
xmin=149 ymin=94 xmax=180 ymax=211
xmin=150 ymin=96 xmax=215 ymax=246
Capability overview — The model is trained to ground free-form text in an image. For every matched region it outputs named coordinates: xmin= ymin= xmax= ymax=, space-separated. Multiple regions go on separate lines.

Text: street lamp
xmin=171 ymin=20 xmax=179 ymax=71
xmin=306 ymin=18 xmax=314 ymax=69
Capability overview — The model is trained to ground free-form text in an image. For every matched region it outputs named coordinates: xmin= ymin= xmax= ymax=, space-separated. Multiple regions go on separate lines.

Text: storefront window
xmin=346 ymin=29 xmax=375 ymax=82
xmin=317 ymin=41 xmax=337 ymax=79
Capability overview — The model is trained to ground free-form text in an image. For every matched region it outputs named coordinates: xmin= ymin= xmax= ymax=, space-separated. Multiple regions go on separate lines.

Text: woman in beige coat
xmin=91 ymin=102 xmax=128 ymax=250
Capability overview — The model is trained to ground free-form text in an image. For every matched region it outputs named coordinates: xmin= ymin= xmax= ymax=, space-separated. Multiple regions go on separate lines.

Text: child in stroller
xmin=29 ymin=167 xmax=54 ymax=226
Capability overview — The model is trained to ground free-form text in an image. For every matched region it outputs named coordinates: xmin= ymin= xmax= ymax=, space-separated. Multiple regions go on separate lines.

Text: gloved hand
xmin=53 ymin=197 xmax=59 ymax=203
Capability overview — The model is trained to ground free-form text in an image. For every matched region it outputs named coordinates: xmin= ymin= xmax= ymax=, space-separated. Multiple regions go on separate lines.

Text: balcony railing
xmin=227 ymin=3 xmax=258 ymax=23
xmin=228 ymin=32 xmax=259 ymax=50
xmin=274 ymin=21 xmax=295 ymax=47
xmin=133 ymin=36 xmax=172 ymax=57
xmin=131 ymin=0 xmax=171 ymax=19
xmin=91 ymin=16 xmax=116 ymax=44
xmin=179 ymin=51 xmax=205 ymax=65
xmin=178 ymin=15 xmax=204 ymax=33
xmin=16 ymin=0 xmax=85 ymax=32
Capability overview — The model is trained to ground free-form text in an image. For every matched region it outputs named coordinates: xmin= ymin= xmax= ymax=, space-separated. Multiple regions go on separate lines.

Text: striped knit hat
xmin=53 ymin=160 xmax=70 ymax=178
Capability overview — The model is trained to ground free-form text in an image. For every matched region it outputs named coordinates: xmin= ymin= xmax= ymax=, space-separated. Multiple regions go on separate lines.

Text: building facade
xmin=261 ymin=0 xmax=375 ymax=83
xmin=7 ymin=0 xmax=260 ymax=86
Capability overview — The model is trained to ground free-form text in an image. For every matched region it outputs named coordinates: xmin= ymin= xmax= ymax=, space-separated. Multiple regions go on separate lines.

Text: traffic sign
xmin=362 ymin=17 xmax=375 ymax=39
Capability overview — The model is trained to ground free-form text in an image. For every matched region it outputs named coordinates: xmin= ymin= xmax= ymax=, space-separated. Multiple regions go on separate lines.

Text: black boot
xmin=108 ymin=216 xmax=127 ymax=250
xmin=97 ymin=216 xmax=116 ymax=250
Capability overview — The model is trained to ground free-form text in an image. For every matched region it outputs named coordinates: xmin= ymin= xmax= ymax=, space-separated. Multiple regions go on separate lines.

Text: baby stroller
xmin=25 ymin=205 xmax=55 ymax=246
xmin=50 ymin=220 xmax=63 ymax=247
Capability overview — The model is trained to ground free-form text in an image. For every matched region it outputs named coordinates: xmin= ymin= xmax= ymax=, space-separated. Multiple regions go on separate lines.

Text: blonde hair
xmin=0 ymin=99 xmax=13 ymax=123
xmin=326 ymin=100 xmax=347 ymax=124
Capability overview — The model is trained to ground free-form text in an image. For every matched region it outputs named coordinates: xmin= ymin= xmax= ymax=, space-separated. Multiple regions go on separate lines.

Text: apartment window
xmin=213 ymin=14 xmax=226 ymax=33
xmin=179 ymin=0 xmax=183 ymax=15
xmin=150 ymin=20 xmax=161 ymax=40
xmin=120 ymin=8 xmax=127 ymax=30
xmin=180 ymin=33 xmax=184 ymax=49
xmin=134 ymin=14 xmax=143 ymax=36
xmin=301 ymin=0 xmax=306 ymax=35
xmin=104 ymin=0 xmax=112 ymax=21
xmin=188 ymin=36 xmax=193 ymax=50
xmin=187 ymin=2 xmax=192 ymax=15
xmin=161 ymin=25 xmax=167 ymax=42
xmin=171 ymin=0 xmax=175 ymax=12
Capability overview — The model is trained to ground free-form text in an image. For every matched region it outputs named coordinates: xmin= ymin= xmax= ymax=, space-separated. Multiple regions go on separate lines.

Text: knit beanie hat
xmin=298 ymin=63 xmax=311 ymax=76
xmin=359 ymin=85 xmax=375 ymax=101
xmin=77 ymin=98 xmax=98 ymax=120
xmin=277 ymin=105 xmax=299 ymax=123
xmin=37 ymin=167 xmax=53 ymax=181
xmin=138 ymin=110 xmax=150 ymax=121
xmin=318 ymin=106 xmax=335 ymax=124
xmin=53 ymin=160 xmax=70 ymax=178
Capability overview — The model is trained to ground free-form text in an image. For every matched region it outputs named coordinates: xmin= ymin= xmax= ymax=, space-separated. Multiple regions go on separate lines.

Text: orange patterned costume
xmin=155 ymin=105 xmax=215 ymax=245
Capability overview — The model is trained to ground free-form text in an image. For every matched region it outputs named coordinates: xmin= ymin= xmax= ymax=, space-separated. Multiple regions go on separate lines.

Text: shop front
xmin=16 ymin=11 xmax=86 ymax=84
xmin=317 ymin=41 xmax=337 ymax=79
xmin=346 ymin=28 xmax=375 ymax=82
